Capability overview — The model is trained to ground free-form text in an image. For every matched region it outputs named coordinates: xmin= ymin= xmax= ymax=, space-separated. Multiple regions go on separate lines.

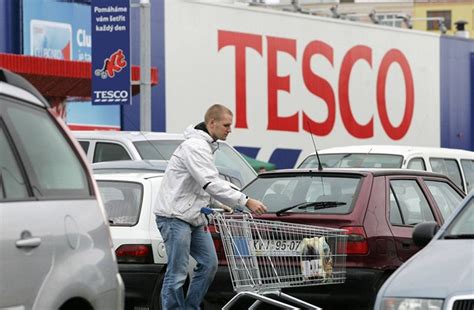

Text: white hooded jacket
xmin=154 ymin=124 xmax=249 ymax=226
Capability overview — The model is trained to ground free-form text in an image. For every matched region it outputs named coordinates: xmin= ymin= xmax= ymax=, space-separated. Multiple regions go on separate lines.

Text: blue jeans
xmin=156 ymin=216 xmax=218 ymax=310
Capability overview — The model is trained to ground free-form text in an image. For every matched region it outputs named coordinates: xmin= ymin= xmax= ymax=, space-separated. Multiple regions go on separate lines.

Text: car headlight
xmin=382 ymin=298 xmax=443 ymax=310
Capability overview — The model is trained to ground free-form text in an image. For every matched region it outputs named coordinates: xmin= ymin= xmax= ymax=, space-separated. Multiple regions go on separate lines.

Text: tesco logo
xmin=93 ymin=90 xmax=129 ymax=103
xmin=218 ymin=30 xmax=414 ymax=140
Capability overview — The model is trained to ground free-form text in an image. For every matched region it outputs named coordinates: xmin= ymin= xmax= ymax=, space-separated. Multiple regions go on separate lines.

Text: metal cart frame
xmin=212 ymin=212 xmax=347 ymax=310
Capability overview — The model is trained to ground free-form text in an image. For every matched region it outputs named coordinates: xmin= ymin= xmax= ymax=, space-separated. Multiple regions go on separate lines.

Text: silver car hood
xmin=382 ymin=240 xmax=474 ymax=298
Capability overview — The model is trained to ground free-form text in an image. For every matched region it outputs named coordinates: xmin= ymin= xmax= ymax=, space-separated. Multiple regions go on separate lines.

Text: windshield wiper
xmin=443 ymin=234 xmax=474 ymax=240
xmin=276 ymin=201 xmax=346 ymax=216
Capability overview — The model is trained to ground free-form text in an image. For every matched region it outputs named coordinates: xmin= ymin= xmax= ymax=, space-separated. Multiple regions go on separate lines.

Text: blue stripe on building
xmin=440 ymin=35 xmax=474 ymax=151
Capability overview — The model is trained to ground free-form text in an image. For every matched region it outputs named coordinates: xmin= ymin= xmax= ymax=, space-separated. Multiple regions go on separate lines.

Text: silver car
xmin=0 ymin=69 xmax=124 ymax=309
xmin=374 ymin=192 xmax=474 ymax=310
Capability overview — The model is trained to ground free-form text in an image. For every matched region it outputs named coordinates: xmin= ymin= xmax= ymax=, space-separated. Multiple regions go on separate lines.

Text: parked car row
xmin=3 ymin=68 xmax=472 ymax=310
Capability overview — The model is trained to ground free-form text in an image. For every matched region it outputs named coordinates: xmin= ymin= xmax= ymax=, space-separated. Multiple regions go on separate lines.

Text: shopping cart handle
xmin=200 ymin=207 xmax=214 ymax=215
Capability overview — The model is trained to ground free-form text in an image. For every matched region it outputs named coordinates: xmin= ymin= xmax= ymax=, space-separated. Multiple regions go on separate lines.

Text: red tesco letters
xmin=218 ymin=29 xmax=414 ymax=140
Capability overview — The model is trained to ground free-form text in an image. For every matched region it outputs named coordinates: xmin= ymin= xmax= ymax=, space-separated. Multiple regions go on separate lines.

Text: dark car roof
xmin=258 ymin=168 xmax=450 ymax=179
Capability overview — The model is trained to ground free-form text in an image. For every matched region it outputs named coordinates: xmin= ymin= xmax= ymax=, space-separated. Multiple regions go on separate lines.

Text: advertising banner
xmin=30 ymin=20 xmax=72 ymax=60
xmin=22 ymin=0 xmax=121 ymax=130
xmin=91 ymin=0 xmax=131 ymax=105
xmin=165 ymin=0 xmax=441 ymax=167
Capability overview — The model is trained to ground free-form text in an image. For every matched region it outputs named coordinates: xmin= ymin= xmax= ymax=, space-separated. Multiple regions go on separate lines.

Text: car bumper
xmin=206 ymin=266 xmax=387 ymax=307
xmin=119 ymin=263 xmax=165 ymax=308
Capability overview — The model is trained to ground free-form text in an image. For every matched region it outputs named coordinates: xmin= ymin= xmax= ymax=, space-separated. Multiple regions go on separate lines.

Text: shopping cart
xmin=209 ymin=209 xmax=347 ymax=310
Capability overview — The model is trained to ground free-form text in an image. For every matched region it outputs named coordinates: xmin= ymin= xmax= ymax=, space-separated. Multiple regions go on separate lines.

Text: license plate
xmin=252 ymin=239 xmax=301 ymax=253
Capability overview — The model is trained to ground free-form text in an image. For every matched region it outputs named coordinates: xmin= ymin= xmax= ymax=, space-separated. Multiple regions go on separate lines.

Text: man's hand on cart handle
xmin=246 ymin=198 xmax=267 ymax=215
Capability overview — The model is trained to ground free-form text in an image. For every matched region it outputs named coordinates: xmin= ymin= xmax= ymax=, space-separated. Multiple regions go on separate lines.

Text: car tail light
xmin=341 ymin=226 xmax=369 ymax=255
xmin=115 ymin=244 xmax=154 ymax=264
xmin=208 ymin=224 xmax=227 ymax=265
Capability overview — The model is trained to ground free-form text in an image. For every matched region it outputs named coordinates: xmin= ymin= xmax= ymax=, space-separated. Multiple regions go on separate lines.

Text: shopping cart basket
xmin=209 ymin=210 xmax=348 ymax=310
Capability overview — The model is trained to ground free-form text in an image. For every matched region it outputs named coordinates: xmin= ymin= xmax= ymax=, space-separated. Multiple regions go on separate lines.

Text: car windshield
xmin=443 ymin=197 xmax=474 ymax=239
xmin=97 ymin=181 xmax=143 ymax=226
xmin=242 ymin=175 xmax=361 ymax=214
xmin=134 ymin=139 xmax=256 ymax=186
xmin=299 ymin=153 xmax=403 ymax=169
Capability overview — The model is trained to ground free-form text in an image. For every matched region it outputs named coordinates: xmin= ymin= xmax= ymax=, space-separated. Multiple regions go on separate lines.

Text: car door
xmin=0 ymin=100 xmax=55 ymax=308
xmin=387 ymin=177 xmax=437 ymax=262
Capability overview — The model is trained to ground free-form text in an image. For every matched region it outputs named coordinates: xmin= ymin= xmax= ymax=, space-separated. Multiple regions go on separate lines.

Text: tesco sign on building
xmin=218 ymin=30 xmax=414 ymax=140
xmin=165 ymin=1 xmax=440 ymax=167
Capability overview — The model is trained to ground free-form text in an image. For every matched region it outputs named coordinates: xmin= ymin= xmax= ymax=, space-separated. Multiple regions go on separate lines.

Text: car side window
xmin=78 ymin=141 xmax=90 ymax=153
xmin=390 ymin=180 xmax=434 ymax=226
xmin=425 ymin=180 xmax=463 ymax=220
xmin=93 ymin=142 xmax=131 ymax=163
xmin=0 ymin=122 xmax=28 ymax=200
xmin=460 ymin=159 xmax=474 ymax=193
xmin=430 ymin=158 xmax=463 ymax=191
xmin=389 ymin=191 xmax=403 ymax=225
xmin=407 ymin=157 xmax=426 ymax=171
xmin=5 ymin=102 xmax=90 ymax=198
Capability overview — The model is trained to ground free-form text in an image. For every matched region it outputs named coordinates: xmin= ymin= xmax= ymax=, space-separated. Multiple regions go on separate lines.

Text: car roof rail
xmin=0 ymin=68 xmax=50 ymax=107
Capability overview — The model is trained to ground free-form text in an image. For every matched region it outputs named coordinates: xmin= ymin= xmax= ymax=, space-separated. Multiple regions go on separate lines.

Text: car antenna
xmin=306 ymin=120 xmax=323 ymax=171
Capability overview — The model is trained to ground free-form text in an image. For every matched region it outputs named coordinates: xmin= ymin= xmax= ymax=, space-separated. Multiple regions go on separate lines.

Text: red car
xmin=206 ymin=169 xmax=465 ymax=308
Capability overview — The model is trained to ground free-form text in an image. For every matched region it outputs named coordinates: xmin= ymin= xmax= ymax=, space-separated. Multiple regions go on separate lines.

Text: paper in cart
xmin=300 ymin=236 xmax=333 ymax=280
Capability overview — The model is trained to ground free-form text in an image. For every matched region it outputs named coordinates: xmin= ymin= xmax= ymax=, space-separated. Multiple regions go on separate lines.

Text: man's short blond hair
xmin=204 ymin=104 xmax=233 ymax=124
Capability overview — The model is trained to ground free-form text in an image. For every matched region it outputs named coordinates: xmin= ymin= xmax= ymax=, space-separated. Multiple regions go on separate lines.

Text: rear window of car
xmin=134 ymin=139 xmax=182 ymax=160
xmin=299 ymin=153 xmax=403 ymax=169
xmin=135 ymin=139 xmax=257 ymax=186
xmin=243 ymin=175 xmax=361 ymax=214
xmin=97 ymin=180 xmax=143 ymax=226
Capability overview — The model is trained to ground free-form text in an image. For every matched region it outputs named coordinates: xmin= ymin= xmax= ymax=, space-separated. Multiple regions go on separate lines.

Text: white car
xmin=73 ymin=130 xmax=257 ymax=188
xmin=298 ymin=145 xmax=474 ymax=193
xmin=93 ymin=160 xmax=237 ymax=310
xmin=94 ymin=168 xmax=166 ymax=310
xmin=0 ymin=69 xmax=124 ymax=309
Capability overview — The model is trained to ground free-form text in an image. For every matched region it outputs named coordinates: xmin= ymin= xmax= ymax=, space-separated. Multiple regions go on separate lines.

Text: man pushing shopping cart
xmin=153 ymin=104 xmax=267 ymax=310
